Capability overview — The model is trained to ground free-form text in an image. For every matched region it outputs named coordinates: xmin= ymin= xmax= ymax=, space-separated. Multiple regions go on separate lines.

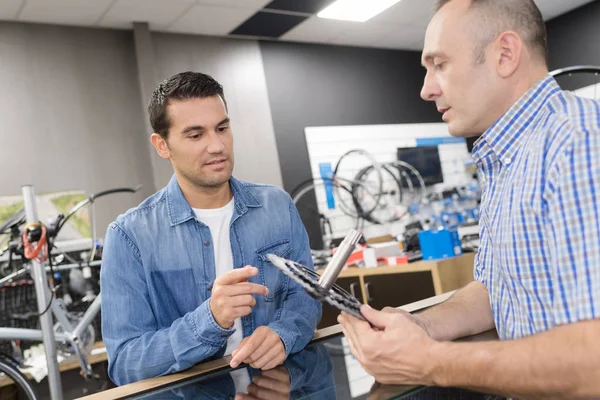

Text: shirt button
xmin=504 ymin=158 xmax=511 ymax=165
xmin=204 ymin=240 xmax=210 ymax=246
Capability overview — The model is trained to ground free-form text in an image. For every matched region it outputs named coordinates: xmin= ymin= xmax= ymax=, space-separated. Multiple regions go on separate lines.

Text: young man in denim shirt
xmin=101 ymin=72 xmax=321 ymax=386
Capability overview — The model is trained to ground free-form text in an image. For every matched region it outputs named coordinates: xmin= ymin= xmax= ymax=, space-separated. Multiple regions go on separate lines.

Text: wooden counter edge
xmin=76 ymin=291 xmax=458 ymax=400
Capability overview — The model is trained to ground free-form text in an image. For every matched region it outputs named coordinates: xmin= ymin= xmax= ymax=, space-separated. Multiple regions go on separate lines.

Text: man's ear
xmin=494 ymin=30 xmax=522 ymax=78
xmin=151 ymin=133 xmax=171 ymax=160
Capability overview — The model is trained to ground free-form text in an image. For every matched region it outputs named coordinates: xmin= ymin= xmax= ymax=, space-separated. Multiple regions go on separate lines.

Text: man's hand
xmin=230 ymin=326 xmax=286 ymax=369
xmin=235 ymin=366 xmax=290 ymax=400
xmin=338 ymin=305 xmax=437 ymax=386
xmin=382 ymin=307 xmax=433 ymax=338
xmin=210 ymin=266 xmax=269 ymax=329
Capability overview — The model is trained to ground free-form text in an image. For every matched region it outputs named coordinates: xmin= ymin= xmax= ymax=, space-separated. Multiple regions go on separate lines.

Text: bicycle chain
xmin=266 ymin=254 xmax=365 ymax=321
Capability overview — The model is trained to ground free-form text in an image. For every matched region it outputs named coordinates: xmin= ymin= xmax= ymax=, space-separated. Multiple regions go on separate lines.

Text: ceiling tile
xmin=196 ymin=0 xmax=271 ymax=9
xmin=0 ymin=0 xmax=24 ymax=20
xmin=264 ymin=0 xmax=335 ymax=14
xmin=369 ymin=0 xmax=435 ymax=26
xmin=99 ymin=0 xmax=195 ymax=30
xmin=230 ymin=11 xmax=307 ymax=38
xmin=167 ymin=5 xmax=257 ymax=36
xmin=281 ymin=15 xmax=349 ymax=43
xmin=328 ymin=21 xmax=396 ymax=48
xmin=19 ymin=0 xmax=114 ymax=26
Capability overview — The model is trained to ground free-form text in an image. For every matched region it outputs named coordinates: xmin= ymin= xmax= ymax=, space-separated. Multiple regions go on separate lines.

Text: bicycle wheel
xmin=0 ymin=354 xmax=39 ymax=400
xmin=291 ymin=178 xmax=363 ymax=254
xmin=550 ymin=65 xmax=600 ymax=101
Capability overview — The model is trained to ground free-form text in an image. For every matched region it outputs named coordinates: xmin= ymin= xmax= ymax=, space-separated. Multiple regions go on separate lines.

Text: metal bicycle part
xmin=266 ymin=253 xmax=365 ymax=321
xmin=292 ymin=178 xmax=363 ymax=252
xmin=352 ymin=163 xmax=405 ymax=225
xmin=550 ymin=65 xmax=600 ymax=100
xmin=53 ymin=312 xmax=95 ymax=359
xmin=332 ymin=149 xmax=385 ymax=218
xmin=390 ymin=160 xmax=427 ymax=206
xmin=0 ymin=353 xmax=39 ymax=400
xmin=351 ymin=160 xmax=426 ymax=225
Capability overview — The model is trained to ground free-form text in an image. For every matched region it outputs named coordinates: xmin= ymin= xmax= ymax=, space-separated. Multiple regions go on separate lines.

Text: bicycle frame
xmin=0 ymin=184 xmax=139 ymax=399
xmin=0 ymin=282 xmax=102 ymax=379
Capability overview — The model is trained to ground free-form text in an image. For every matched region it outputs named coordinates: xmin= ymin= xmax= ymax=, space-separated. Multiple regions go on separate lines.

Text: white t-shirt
xmin=193 ymin=197 xmax=243 ymax=356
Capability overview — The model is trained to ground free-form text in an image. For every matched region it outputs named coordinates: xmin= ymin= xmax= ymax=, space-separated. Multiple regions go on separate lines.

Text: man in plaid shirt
xmin=339 ymin=0 xmax=600 ymax=398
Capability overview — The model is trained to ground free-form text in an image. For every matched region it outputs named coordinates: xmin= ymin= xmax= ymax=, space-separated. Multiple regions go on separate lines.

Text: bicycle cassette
xmin=266 ymin=254 xmax=365 ymax=321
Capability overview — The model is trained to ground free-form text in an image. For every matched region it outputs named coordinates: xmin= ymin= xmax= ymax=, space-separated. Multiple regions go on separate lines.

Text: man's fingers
xmin=227 ymin=282 xmax=269 ymax=297
xmin=247 ymin=384 xmax=287 ymax=400
xmin=232 ymin=337 xmax=249 ymax=358
xmin=360 ymin=305 xmax=389 ymax=329
xmin=232 ymin=306 xmax=253 ymax=319
xmin=250 ymin=345 xmax=281 ymax=369
xmin=261 ymin=351 xmax=286 ymax=371
xmin=231 ymin=294 xmax=257 ymax=308
xmin=235 ymin=393 xmax=259 ymax=400
xmin=382 ymin=306 xmax=400 ymax=314
xmin=253 ymin=374 xmax=289 ymax=393
xmin=261 ymin=367 xmax=289 ymax=383
xmin=231 ymin=332 xmax=263 ymax=368
xmin=215 ymin=266 xmax=259 ymax=286
xmin=339 ymin=313 xmax=364 ymax=360
xmin=243 ymin=338 xmax=272 ymax=363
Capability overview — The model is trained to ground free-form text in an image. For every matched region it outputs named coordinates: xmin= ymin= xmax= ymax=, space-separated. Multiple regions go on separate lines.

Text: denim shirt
xmin=100 ymin=175 xmax=321 ymax=386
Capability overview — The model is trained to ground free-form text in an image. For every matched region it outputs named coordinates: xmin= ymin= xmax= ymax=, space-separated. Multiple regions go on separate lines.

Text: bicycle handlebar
xmin=55 ymin=185 xmax=142 ymax=236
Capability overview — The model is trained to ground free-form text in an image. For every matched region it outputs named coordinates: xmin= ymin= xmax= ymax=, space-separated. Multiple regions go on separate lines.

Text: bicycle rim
xmin=0 ymin=355 xmax=39 ymax=400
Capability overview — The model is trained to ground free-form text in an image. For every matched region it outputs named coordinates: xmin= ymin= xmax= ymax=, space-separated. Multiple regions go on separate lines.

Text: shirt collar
xmin=472 ymin=75 xmax=561 ymax=167
xmin=166 ymin=174 xmax=261 ymax=226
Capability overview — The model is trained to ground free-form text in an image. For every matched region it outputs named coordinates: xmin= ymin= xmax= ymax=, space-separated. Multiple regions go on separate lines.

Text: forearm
xmin=418 ymin=281 xmax=494 ymax=341
xmin=106 ymin=300 xmax=232 ymax=385
xmin=429 ymin=320 xmax=600 ymax=399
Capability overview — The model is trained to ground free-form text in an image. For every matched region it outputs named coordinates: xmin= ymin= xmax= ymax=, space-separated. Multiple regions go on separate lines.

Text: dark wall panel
xmin=546 ymin=0 xmax=600 ymax=70
xmin=260 ymin=41 xmax=441 ymax=248
xmin=260 ymin=41 xmax=441 ymax=194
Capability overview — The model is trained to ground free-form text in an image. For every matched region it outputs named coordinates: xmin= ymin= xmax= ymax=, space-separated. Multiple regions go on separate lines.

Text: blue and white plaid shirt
xmin=473 ymin=75 xmax=600 ymax=340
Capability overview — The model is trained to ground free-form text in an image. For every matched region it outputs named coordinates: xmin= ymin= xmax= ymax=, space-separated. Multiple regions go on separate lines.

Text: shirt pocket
xmin=256 ymin=240 xmax=292 ymax=302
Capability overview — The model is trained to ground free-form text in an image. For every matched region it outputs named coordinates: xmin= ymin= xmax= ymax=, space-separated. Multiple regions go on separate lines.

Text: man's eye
xmin=434 ymin=62 xmax=445 ymax=70
xmin=218 ymin=126 xmax=229 ymax=132
xmin=190 ymin=134 xmax=200 ymax=139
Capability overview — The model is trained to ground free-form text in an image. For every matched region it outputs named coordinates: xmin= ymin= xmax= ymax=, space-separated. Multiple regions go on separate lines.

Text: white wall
xmin=0 ymin=22 xmax=154 ymax=236
xmin=573 ymin=82 xmax=600 ymax=100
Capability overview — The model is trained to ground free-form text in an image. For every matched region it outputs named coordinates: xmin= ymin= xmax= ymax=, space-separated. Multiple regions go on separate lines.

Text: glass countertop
xmin=126 ymin=333 xmax=504 ymax=400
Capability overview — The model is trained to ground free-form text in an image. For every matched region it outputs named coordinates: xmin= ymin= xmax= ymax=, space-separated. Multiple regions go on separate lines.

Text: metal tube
xmin=0 ymin=260 xmax=102 ymax=285
xmin=22 ymin=185 xmax=63 ymax=400
xmin=72 ymin=294 xmax=101 ymax=339
xmin=318 ymin=229 xmax=362 ymax=292
xmin=51 ymin=300 xmax=75 ymax=333
xmin=0 ymin=327 xmax=69 ymax=342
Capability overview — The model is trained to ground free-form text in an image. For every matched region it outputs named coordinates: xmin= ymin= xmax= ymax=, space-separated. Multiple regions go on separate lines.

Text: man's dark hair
xmin=434 ymin=0 xmax=548 ymax=65
xmin=148 ymin=71 xmax=227 ymax=139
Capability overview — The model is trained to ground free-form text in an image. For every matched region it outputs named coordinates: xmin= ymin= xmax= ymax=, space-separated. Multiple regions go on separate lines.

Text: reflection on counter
xmin=131 ymin=344 xmax=335 ymax=399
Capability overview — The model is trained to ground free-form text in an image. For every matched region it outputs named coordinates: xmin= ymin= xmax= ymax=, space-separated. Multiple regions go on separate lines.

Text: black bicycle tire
xmin=332 ymin=149 xmax=384 ymax=217
xmin=291 ymin=178 xmax=365 ymax=220
xmin=291 ymin=179 xmax=362 ymax=251
xmin=352 ymin=164 xmax=404 ymax=225
xmin=0 ymin=354 xmax=39 ymax=400
xmin=549 ymin=65 xmax=600 ymax=78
